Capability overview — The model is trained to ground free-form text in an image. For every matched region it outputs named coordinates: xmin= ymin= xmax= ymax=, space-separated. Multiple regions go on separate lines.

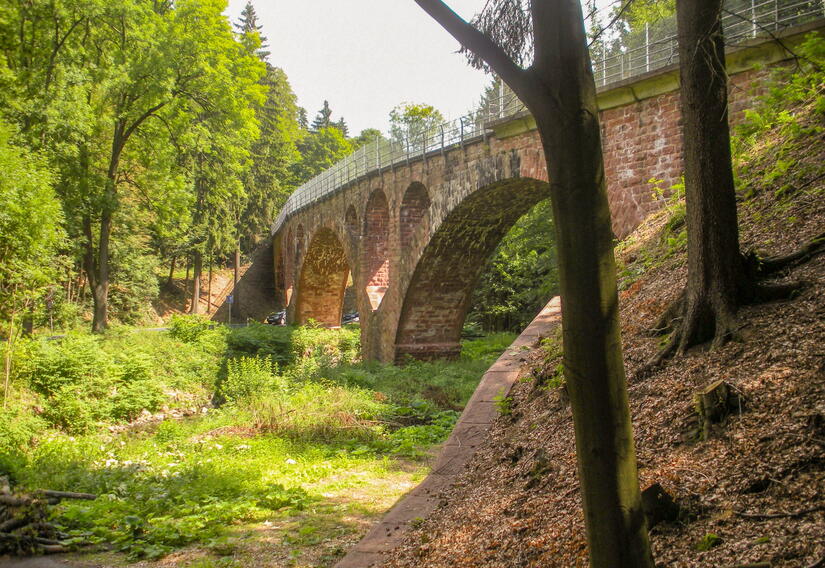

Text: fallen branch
xmin=734 ymin=504 xmax=825 ymax=520
xmin=40 ymin=490 xmax=97 ymax=501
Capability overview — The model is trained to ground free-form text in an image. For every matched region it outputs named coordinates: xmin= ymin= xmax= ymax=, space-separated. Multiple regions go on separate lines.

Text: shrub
xmin=226 ymin=323 xmax=293 ymax=364
xmin=23 ymin=334 xmax=115 ymax=397
xmin=246 ymin=382 xmax=388 ymax=442
xmin=290 ymin=325 xmax=360 ymax=366
xmin=0 ymin=405 xmax=47 ymax=456
xmin=218 ymin=356 xmax=284 ymax=404
xmin=42 ymin=385 xmax=99 ymax=434
xmin=168 ymin=314 xmax=214 ymax=344
xmin=109 ymin=379 xmax=165 ymax=422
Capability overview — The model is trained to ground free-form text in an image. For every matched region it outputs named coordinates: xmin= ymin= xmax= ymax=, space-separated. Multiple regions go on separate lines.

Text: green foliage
xmin=389 ymin=102 xmax=444 ymax=151
xmin=695 ymin=533 xmax=723 ymax=551
xmin=291 ymin=324 xmax=360 ymax=364
xmin=226 ymin=322 xmax=293 ymax=364
xmin=0 ymin=119 xmax=63 ymax=395
xmin=469 ymin=199 xmax=559 ymax=332
xmin=291 ymin=127 xmax=354 ymax=184
xmin=4 ymin=319 xmax=514 ymax=560
xmin=219 ymin=356 xmax=284 ymax=404
xmin=733 ymin=34 xmax=825 ymax=201
xmin=0 ymin=405 xmax=48 ymax=457
xmin=168 ymin=314 xmax=215 ymax=344
xmin=493 ymin=388 xmax=513 ymax=416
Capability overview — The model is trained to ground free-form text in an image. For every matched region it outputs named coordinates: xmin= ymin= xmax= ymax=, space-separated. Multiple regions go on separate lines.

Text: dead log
xmin=40 ymin=490 xmax=96 ymax=501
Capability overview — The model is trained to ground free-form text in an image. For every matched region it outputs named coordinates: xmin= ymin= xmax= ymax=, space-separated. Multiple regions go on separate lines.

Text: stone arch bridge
xmin=218 ymin=17 xmax=823 ymax=364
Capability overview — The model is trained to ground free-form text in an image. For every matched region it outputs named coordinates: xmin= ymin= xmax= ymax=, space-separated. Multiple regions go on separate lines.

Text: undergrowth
xmin=0 ymin=317 xmax=515 ymax=562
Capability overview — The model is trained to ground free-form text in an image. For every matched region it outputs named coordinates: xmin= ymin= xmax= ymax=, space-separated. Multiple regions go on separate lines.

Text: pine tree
xmin=311 ymin=100 xmax=333 ymax=132
xmin=297 ymin=107 xmax=308 ymax=130
xmin=333 ymin=117 xmax=349 ymax=137
xmin=234 ymin=1 xmax=270 ymax=60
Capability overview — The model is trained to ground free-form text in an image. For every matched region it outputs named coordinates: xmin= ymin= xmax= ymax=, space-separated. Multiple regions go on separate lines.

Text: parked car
xmin=265 ymin=310 xmax=286 ymax=325
xmin=342 ymin=311 xmax=359 ymax=325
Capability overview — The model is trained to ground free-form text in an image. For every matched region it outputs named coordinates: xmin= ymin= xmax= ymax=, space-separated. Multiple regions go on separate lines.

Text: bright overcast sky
xmin=224 ymin=1 xmax=492 ymax=136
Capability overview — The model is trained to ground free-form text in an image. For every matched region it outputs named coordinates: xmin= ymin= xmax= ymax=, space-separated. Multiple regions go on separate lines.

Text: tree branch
xmin=122 ymin=100 xmax=169 ymax=144
xmin=414 ymin=0 xmax=530 ymax=93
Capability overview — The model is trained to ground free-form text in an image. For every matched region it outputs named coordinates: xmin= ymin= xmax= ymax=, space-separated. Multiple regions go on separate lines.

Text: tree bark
xmin=233 ymin=244 xmax=241 ymax=322
xmin=167 ymin=256 xmax=176 ymax=288
xmin=206 ymin=251 xmax=213 ymax=314
xmin=190 ymin=250 xmax=202 ymax=315
xmin=414 ymin=1 xmax=653 ymax=565
xmin=668 ymin=0 xmax=744 ymax=352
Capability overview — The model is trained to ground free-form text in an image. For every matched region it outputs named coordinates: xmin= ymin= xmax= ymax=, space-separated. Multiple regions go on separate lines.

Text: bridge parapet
xmin=272 ymin=0 xmax=824 ymax=237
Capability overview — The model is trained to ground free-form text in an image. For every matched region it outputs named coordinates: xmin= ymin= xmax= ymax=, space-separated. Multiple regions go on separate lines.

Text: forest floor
xmin=381 ymin=78 xmax=825 ymax=566
xmin=152 ymin=267 xmax=242 ymax=321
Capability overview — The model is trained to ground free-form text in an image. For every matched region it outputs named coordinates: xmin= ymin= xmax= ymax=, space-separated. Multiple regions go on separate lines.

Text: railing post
xmin=645 ymin=21 xmax=650 ymax=72
xmin=752 ymin=0 xmax=757 ymax=37
xmin=460 ymin=117 xmax=465 ymax=148
xmin=440 ymin=124 xmax=445 ymax=154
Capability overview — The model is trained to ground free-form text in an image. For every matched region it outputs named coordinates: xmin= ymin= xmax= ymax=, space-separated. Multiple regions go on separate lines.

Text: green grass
xmin=1 ymin=319 xmax=515 ymax=565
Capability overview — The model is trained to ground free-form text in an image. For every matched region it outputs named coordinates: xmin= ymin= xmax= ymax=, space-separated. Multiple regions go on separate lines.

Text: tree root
xmin=745 ymin=230 xmax=825 ymax=277
xmin=640 ymin=233 xmax=819 ymax=377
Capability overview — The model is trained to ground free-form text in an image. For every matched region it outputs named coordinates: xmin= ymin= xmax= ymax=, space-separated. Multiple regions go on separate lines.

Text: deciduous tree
xmin=414 ymin=1 xmax=653 ymax=565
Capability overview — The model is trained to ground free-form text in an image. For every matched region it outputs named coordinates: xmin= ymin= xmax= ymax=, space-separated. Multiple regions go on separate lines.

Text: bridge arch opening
xmin=296 ymin=227 xmax=351 ymax=327
xmin=363 ymin=189 xmax=390 ymax=310
xmin=394 ymin=177 xmax=551 ymax=362
xmin=284 ymin=228 xmax=295 ymax=306
xmin=400 ymin=182 xmax=430 ymax=250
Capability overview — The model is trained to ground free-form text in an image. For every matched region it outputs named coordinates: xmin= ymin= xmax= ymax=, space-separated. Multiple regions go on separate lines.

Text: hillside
xmin=382 ymin=56 xmax=825 ymax=567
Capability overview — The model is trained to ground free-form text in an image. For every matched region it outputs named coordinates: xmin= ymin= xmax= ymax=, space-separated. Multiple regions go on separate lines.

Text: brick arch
xmin=394 ymin=177 xmax=552 ymax=362
xmin=399 ymin=182 xmax=430 ymax=250
xmin=296 ymin=227 xmax=351 ymax=327
xmin=363 ymin=189 xmax=390 ymax=310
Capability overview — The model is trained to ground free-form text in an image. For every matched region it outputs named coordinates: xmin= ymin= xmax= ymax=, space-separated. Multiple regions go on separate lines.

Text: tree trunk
xmin=90 ymin=189 xmax=114 ymax=333
xmin=190 ymin=250 xmax=202 ymax=315
xmin=232 ymin=244 xmax=241 ymax=322
xmin=669 ymin=0 xmax=745 ymax=352
xmin=413 ymin=1 xmax=653 ymax=565
xmin=206 ymin=251 xmax=213 ymax=314
xmin=184 ymin=258 xmax=191 ymax=305
xmin=167 ymin=256 xmax=176 ymax=288
xmin=531 ymin=44 xmax=653 ymax=568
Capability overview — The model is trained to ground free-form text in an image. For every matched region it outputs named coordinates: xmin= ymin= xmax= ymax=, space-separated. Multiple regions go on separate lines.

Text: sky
xmin=224 ymin=0 xmax=492 ymax=136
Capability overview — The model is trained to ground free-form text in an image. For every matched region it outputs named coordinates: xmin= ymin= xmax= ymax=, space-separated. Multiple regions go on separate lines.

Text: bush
xmin=226 ymin=323 xmax=293 ymax=364
xmin=109 ymin=379 xmax=165 ymax=422
xmin=290 ymin=325 xmax=360 ymax=367
xmin=42 ymin=385 xmax=99 ymax=434
xmin=218 ymin=356 xmax=285 ymax=404
xmin=168 ymin=314 xmax=214 ymax=344
xmin=23 ymin=334 xmax=115 ymax=397
xmin=0 ymin=405 xmax=47 ymax=456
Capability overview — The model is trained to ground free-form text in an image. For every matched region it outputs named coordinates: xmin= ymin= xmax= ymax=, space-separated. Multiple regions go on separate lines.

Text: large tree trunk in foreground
xmin=414 ymin=1 xmax=653 ymax=565
xmin=673 ymin=0 xmax=745 ymax=351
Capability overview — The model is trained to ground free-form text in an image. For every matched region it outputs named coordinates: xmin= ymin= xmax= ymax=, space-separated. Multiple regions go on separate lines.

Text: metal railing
xmin=272 ymin=0 xmax=823 ymax=235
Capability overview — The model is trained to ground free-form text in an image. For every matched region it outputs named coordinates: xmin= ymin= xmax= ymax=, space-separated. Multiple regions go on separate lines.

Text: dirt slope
xmin=381 ymin=93 xmax=825 ymax=566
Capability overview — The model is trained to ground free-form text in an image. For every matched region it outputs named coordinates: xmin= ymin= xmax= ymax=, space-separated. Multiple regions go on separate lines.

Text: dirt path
xmin=335 ymin=297 xmax=563 ymax=568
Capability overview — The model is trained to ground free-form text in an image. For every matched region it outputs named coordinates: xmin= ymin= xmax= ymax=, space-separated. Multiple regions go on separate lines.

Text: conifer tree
xmin=333 ymin=117 xmax=349 ymax=137
xmin=311 ymin=100 xmax=333 ymax=131
xmin=235 ymin=1 xmax=271 ymax=60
